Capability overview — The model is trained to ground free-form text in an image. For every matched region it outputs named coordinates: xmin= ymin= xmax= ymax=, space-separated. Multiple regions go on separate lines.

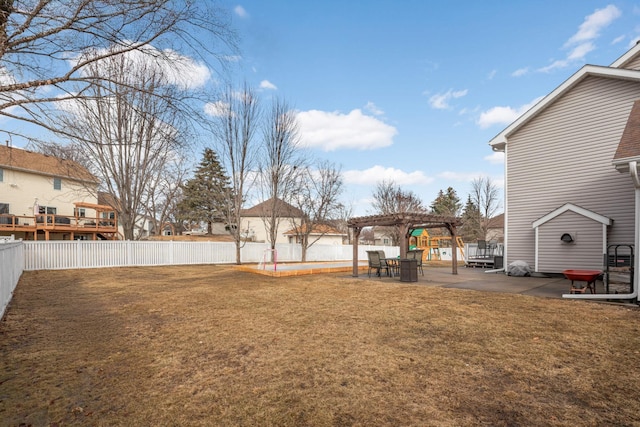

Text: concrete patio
xmin=355 ymin=264 xmax=629 ymax=301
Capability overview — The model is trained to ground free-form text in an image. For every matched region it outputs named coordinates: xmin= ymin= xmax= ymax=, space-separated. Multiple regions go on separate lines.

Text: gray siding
xmin=537 ymin=210 xmax=604 ymax=272
xmin=506 ymin=76 xmax=638 ymax=272
xmin=621 ymin=55 xmax=640 ymax=70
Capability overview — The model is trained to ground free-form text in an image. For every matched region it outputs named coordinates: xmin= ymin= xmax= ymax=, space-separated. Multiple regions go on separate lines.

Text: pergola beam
xmin=347 ymin=212 xmax=461 ymax=277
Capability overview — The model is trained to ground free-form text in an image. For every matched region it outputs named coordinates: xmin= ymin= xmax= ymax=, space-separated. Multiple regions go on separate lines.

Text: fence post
xmin=76 ymin=239 xmax=81 ymax=269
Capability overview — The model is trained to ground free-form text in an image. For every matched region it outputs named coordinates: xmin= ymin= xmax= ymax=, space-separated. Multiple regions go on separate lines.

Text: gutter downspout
xmin=563 ymin=160 xmax=639 ymax=301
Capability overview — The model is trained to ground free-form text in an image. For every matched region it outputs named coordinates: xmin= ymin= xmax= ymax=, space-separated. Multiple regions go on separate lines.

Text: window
xmin=102 ymin=212 xmax=115 ymax=220
xmin=74 ymin=208 xmax=86 ymax=217
xmin=53 ymin=178 xmax=61 ymax=190
xmin=0 ymin=168 xmax=3 ymax=182
xmin=0 ymin=203 xmax=8 ymax=214
xmin=39 ymin=206 xmax=57 ymax=214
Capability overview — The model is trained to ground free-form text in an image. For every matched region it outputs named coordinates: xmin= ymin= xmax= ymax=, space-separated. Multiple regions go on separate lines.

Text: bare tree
xmin=333 ymin=201 xmax=354 ymax=244
xmin=31 ymin=140 xmax=94 ymax=174
xmin=372 ymin=180 xmax=427 ymax=214
xmin=469 ymin=176 xmax=501 ymax=240
xmin=211 ymin=83 xmax=261 ymax=264
xmin=371 ymin=180 xmax=427 ymax=245
xmin=289 ymin=161 xmax=344 ymax=262
xmin=54 ymin=54 xmax=189 ymax=240
xmin=0 ymin=1 xmax=236 ymax=141
xmin=143 ymin=154 xmax=190 ymax=237
xmin=257 ymin=97 xmax=307 ymax=252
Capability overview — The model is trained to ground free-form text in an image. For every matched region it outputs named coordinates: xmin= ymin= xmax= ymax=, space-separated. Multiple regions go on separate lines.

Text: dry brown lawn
xmin=1 ymin=265 xmax=640 ymax=426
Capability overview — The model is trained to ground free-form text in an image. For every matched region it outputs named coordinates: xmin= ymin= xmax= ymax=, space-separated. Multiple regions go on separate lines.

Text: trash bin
xmin=400 ymin=258 xmax=418 ymax=282
xmin=494 ymin=256 xmax=504 ymax=269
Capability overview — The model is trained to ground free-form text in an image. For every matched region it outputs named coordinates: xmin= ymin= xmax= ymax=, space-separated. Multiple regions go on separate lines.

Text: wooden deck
xmin=0 ymin=202 xmax=119 ymax=240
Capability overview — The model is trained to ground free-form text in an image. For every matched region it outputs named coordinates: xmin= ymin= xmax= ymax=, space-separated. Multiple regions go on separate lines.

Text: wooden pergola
xmin=347 ymin=212 xmax=462 ymax=277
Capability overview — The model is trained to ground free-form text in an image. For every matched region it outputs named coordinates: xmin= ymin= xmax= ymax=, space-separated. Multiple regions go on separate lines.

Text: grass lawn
xmin=1 ymin=265 xmax=640 ymax=426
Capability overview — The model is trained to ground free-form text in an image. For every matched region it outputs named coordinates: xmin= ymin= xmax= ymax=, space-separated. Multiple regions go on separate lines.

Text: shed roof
xmin=0 ymin=145 xmax=97 ymax=183
xmin=532 ymin=203 xmax=612 ymax=229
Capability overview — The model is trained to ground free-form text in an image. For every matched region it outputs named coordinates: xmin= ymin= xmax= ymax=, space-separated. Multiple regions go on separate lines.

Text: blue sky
xmin=220 ymin=1 xmax=640 ymax=216
xmin=5 ymin=2 xmax=640 ymax=218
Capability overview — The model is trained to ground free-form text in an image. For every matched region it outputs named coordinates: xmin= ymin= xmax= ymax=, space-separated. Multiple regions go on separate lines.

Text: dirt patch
xmin=1 ymin=265 xmax=639 ymax=426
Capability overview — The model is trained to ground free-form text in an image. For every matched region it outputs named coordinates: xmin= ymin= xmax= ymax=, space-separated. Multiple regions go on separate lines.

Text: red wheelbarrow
xmin=563 ymin=269 xmax=602 ymax=294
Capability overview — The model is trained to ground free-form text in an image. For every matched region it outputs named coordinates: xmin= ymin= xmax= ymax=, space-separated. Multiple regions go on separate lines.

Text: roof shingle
xmin=0 ymin=145 xmax=97 ymax=183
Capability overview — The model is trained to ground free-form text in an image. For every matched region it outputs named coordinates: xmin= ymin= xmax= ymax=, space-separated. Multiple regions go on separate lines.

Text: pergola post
xmin=399 ymin=222 xmax=410 ymax=259
xmin=448 ymin=224 xmax=458 ymax=275
xmin=352 ymin=227 xmax=361 ymax=277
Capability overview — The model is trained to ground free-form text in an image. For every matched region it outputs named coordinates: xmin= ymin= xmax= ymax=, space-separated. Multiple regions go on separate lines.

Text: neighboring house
xmin=489 ymin=42 xmax=640 ymax=277
xmin=0 ymin=145 xmax=118 ymax=240
xmin=283 ymin=223 xmax=347 ymax=245
xmin=97 ymin=191 xmax=156 ymax=240
xmin=485 ymin=213 xmax=504 ymax=243
xmin=372 ymin=226 xmax=394 ymax=246
xmin=239 ymin=198 xmax=303 ymax=244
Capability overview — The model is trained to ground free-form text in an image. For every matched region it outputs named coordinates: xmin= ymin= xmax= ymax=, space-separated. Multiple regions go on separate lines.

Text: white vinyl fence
xmin=22 ymin=241 xmax=399 ymax=271
xmin=0 ymin=242 xmax=24 ymax=319
xmin=0 ymin=240 xmax=398 ymax=317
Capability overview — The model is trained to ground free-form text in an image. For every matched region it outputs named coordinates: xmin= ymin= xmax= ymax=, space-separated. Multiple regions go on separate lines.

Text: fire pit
xmin=563 ymin=269 xmax=602 ymax=294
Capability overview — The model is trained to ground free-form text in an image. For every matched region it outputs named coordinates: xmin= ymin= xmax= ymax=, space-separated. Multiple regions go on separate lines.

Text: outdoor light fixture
xmin=560 ymin=233 xmax=574 ymax=243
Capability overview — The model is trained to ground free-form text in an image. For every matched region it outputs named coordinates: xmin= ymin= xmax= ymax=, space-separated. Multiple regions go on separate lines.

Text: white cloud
xmin=487 ymin=70 xmax=497 ymax=80
xmin=259 ymin=80 xmax=277 ymax=90
xmin=511 ymin=67 xmax=529 ymax=77
xmin=204 ymin=100 xmax=231 ymax=117
xmin=612 ymin=35 xmax=625 ymax=45
xmin=364 ymin=101 xmax=384 ymax=116
xmin=484 ymin=151 xmax=505 ymax=165
xmin=343 ymin=165 xmax=433 ymax=186
xmin=567 ymin=41 xmax=595 ymax=60
xmin=72 ymin=43 xmax=211 ymax=90
xmin=160 ymin=49 xmax=211 ymax=89
xmin=539 ymin=5 xmax=621 ymax=72
xmin=477 ymin=96 xmax=543 ymax=129
xmin=428 ymin=89 xmax=468 ymax=110
xmin=223 ymin=55 xmax=242 ymax=62
xmin=565 ymin=4 xmax=621 ymax=46
xmin=296 ymin=109 xmax=397 ymax=151
xmin=234 ymin=5 xmax=248 ymax=18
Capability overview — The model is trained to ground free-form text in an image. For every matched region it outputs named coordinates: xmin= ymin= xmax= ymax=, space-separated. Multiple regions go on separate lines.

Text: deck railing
xmin=0 ymin=213 xmax=117 ymax=234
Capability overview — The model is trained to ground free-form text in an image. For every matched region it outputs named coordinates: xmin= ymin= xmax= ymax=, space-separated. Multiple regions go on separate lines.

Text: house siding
xmin=0 ymin=168 xmax=96 ymax=217
xmin=537 ymin=211 xmax=604 ymax=272
xmin=620 ymin=55 xmax=640 ymax=71
xmin=506 ymin=76 xmax=638 ymax=271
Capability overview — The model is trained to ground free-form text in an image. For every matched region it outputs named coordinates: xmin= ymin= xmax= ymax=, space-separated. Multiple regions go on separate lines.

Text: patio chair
xmin=367 ymin=250 xmax=392 ymax=278
xmin=408 ymin=249 xmax=424 ymax=276
xmin=378 ymin=250 xmax=397 ymax=277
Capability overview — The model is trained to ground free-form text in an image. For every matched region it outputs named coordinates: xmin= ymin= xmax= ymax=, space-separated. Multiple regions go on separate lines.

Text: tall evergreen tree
xmin=429 ymin=187 xmax=462 ymax=217
xmin=429 ymin=187 xmax=462 ymax=237
xmin=459 ymin=195 xmax=482 ymax=243
xmin=178 ymin=148 xmax=232 ymax=234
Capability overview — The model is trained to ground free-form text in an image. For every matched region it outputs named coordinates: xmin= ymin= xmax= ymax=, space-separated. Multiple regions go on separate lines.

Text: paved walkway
xmin=354 ymin=265 xmax=598 ymax=300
